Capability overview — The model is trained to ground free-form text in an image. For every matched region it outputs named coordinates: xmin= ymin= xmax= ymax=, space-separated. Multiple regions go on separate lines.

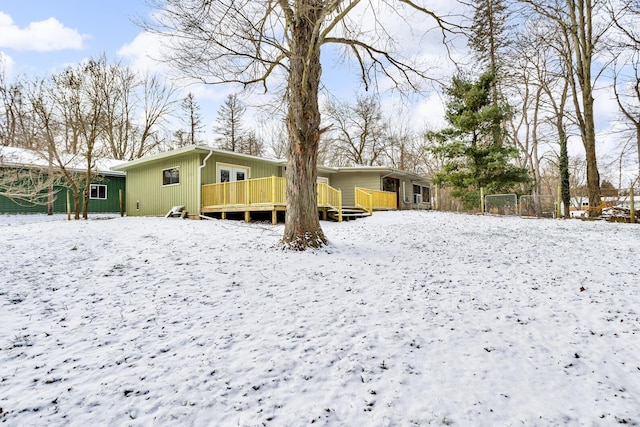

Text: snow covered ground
xmin=1 ymin=211 xmax=639 ymax=426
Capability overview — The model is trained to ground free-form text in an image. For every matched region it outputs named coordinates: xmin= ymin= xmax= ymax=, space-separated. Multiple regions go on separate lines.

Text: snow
xmin=1 ymin=211 xmax=639 ymax=426
xmin=0 ymin=146 xmax=125 ymax=173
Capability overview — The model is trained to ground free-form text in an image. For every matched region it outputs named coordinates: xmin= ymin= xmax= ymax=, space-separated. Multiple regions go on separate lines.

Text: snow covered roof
xmin=0 ymin=146 xmax=126 ymax=176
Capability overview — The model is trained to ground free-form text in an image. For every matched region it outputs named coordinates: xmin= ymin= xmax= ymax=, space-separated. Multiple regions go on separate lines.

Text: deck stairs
xmin=327 ymin=207 xmax=370 ymax=221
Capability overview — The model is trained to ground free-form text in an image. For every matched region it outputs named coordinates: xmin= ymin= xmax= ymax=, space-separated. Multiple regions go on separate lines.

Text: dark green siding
xmin=0 ymin=172 xmax=125 ymax=214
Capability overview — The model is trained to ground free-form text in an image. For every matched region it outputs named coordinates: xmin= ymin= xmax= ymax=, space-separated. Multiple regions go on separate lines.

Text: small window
xmin=89 ymin=184 xmax=107 ymax=200
xmin=163 ymin=167 xmax=180 ymax=186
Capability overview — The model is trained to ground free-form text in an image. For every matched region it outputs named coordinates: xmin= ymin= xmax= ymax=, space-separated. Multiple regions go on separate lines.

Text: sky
xmin=0 ymin=1 xmax=453 ymax=133
xmin=0 ymin=1 xmax=636 ymax=185
xmin=1 ymin=210 xmax=639 ymax=425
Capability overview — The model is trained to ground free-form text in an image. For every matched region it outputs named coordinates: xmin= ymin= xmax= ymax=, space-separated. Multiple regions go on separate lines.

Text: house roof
xmin=110 ymin=145 xmax=430 ymax=183
xmin=110 ymin=145 xmax=285 ymax=171
xmin=328 ymin=166 xmax=430 ymax=183
xmin=0 ymin=146 xmax=126 ymax=177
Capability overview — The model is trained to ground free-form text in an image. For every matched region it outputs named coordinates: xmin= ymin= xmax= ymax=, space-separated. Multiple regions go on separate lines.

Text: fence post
xmin=434 ymin=184 xmax=438 ymax=211
xmin=630 ymin=187 xmax=635 ymax=223
xmin=119 ymin=189 xmax=124 ymax=217
xmin=480 ymin=187 xmax=485 ymax=215
xmin=67 ymin=190 xmax=71 ymax=220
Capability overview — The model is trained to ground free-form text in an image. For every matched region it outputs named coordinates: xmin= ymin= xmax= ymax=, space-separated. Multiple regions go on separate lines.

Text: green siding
xmin=200 ymin=153 xmax=282 ymax=184
xmin=124 ymin=152 xmax=200 ymax=217
xmin=0 ymin=172 xmax=125 ymax=214
xmin=329 ymin=173 xmax=381 ymax=207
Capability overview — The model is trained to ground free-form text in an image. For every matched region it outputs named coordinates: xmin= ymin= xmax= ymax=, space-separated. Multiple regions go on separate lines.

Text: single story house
xmin=0 ymin=147 xmax=126 ymax=215
xmin=111 ymin=145 xmax=430 ymax=223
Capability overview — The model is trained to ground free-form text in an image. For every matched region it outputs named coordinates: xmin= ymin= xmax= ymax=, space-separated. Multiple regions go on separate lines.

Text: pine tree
xmin=469 ymin=0 xmax=509 ymax=107
xmin=427 ymin=72 xmax=529 ymax=209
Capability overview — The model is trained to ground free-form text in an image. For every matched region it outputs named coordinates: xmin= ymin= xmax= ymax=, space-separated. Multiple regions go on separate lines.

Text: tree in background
xmin=518 ymin=0 xmax=613 ymax=216
xmin=610 ymin=0 xmax=640 ymax=185
xmin=213 ymin=93 xmax=246 ymax=153
xmin=468 ymin=0 xmax=509 ymax=109
xmin=180 ymin=92 xmax=204 ymax=146
xmin=427 ymin=72 xmax=529 ymax=209
xmin=323 ymin=94 xmax=387 ymax=167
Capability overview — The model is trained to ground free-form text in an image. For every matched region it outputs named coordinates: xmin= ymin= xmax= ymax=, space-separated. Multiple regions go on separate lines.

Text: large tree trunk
xmin=558 ymin=126 xmax=571 ymax=218
xmin=281 ymin=3 xmax=328 ymax=250
xmin=584 ymin=109 xmax=601 ymax=216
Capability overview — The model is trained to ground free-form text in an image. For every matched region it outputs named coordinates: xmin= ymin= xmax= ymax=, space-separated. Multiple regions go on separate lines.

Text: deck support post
xmin=272 ymin=210 xmax=277 ymax=225
xmin=245 ymin=211 xmax=250 ymax=222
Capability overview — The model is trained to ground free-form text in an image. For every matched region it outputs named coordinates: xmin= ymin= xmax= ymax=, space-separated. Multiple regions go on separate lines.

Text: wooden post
xmin=557 ymin=185 xmax=562 ymax=219
xmin=271 ymin=176 xmax=276 ymax=204
xmin=66 ymin=190 xmax=71 ymax=220
xmin=244 ymin=210 xmax=250 ymax=223
xmin=272 ymin=209 xmax=277 ymax=225
xmin=480 ymin=187 xmax=485 ymax=215
xmin=245 ymin=179 xmax=250 ymax=205
xmin=119 ymin=189 xmax=124 ymax=217
xmin=338 ymin=190 xmax=343 ymax=222
xmin=630 ymin=187 xmax=635 ymax=223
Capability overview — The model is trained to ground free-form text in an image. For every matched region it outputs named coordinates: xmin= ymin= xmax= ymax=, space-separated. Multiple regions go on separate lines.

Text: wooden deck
xmin=201 ymin=177 xmax=397 ymax=224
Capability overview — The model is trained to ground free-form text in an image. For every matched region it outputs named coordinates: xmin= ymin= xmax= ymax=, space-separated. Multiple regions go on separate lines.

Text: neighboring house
xmin=563 ymin=195 xmax=633 ymax=218
xmin=0 ymin=147 xmax=126 ymax=215
xmin=111 ymin=145 xmax=430 ymax=222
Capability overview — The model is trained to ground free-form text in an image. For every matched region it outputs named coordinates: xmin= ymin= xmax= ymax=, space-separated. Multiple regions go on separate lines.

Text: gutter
xmin=197 ymin=149 xmax=214 ymax=219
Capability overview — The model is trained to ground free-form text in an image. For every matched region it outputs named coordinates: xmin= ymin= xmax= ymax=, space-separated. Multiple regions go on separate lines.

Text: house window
xmin=217 ymin=163 xmax=250 ymax=183
xmin=163 ymin=167 xmax=180 ymax=186
xmin=89 ymin=184 xmax=107 ymax=200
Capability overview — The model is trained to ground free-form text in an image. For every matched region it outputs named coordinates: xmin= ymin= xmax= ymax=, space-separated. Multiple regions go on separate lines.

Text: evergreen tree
xmin=427 ymin=72 xmax=529 ymax=209
xmin=469 ymin=0 xmax=509 ymax=99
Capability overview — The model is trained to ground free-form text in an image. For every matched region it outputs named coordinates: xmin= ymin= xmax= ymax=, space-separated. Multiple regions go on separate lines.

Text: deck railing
xmin=202 ymin=177 xmax=342 ymax=220
xmin=355 ymin=187 xmax=397 ymax=213
xmin=318 ymin=183 xmax=342 ymax=221
xmin=202 ymin=176 xmax=286 ymax=207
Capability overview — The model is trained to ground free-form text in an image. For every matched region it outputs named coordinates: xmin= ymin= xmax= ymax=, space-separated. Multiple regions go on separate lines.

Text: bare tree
xmin=323 ymin=94 xmax=387 ymax=166
xmin=100 ymin=60 xmax=137 ymax=160
xmin=28 ymin=78 xmax=84 ymax=218
xmin=609 ymin=0 xmax=640 ymax=182
xmin=504 ymin=17 xmax=574 ymax=216
xmin=146 ymin=0 xmax=454 ymax=249
xmin=180 ymin=92 xmax=204 ymax=146
xmin=134 ymin=74 xmax=176 ymax=159
xmin=213 ymin=93 xmax=246 ymax=153
xmin=518 ymin=0 xmax=617 ymax=216
xmin=383 ymin=114 xmax=426 ymax=172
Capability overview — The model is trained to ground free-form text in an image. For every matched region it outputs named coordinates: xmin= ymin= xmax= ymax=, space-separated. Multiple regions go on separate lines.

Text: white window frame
xmin=89 ymin=184 xmax=107 ymax=200
xmin=162 ymin=167 xmax=180 ymax=186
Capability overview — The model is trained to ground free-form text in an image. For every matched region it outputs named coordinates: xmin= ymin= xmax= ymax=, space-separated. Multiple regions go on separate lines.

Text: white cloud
xmin=413 ymin=92 xmax=447 ymax=130
xmin=117 ymin=31 xmax=166 ymax=75
xmin=0 ymin=11 xmax=86 ymax=51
